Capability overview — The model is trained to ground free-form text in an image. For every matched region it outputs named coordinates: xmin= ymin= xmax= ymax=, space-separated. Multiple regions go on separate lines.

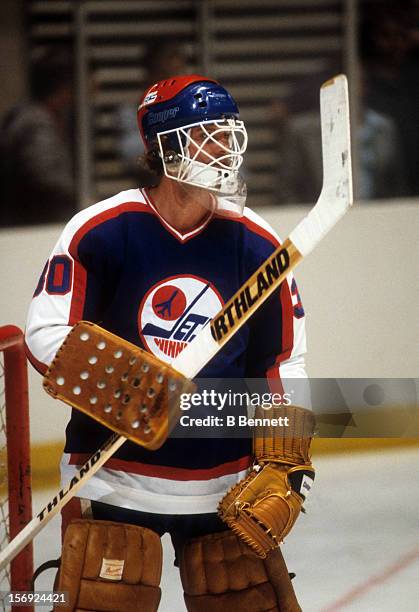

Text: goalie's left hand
xmin=218 ymin=461 xmax=314 ymax=558
xmin=218 ymin=405 xmax=315 ymax=558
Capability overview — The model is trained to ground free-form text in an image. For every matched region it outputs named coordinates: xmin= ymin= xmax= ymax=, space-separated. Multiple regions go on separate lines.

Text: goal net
xmin=0 ymin=326 xmax=33 ymax=610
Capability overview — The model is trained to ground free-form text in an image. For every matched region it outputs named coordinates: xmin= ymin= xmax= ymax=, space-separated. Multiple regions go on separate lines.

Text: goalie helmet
xmin=137 ymin=75 xmax=248 ymax=216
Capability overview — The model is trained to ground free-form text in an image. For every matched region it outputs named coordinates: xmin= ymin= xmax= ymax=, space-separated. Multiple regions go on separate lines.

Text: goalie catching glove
xmin=218 ymin=405 xmax=315 ymax=558
xmin=43 ymin=321 xmax=195 ymax=450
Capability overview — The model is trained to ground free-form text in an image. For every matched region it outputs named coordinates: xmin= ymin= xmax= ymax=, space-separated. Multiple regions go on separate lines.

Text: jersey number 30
xmin=33 ymin=255 xmax=73 ymax=296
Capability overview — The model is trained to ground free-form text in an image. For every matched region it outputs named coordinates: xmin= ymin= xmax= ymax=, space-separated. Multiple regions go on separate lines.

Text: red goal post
xmin=0 ymin=325 xmax=33 ymax=609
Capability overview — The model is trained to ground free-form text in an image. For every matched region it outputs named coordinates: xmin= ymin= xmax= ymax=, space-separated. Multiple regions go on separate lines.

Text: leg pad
xmin=55 ymin=519 xmax=162 ymax=612
xmin=179 ymin=530 xmax=301 ymax=612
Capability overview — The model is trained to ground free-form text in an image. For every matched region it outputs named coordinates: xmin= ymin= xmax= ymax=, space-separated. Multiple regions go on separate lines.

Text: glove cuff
xmin=253 ymin=404 xmax=315 ymax=466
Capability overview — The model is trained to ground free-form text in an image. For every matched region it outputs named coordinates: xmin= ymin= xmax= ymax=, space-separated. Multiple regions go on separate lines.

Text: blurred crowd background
xmin=1 ymin=0 xmax=419 ymax=226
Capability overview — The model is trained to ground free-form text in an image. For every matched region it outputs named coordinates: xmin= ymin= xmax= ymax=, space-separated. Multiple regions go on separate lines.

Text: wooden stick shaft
xmin=0 ymin=434 xmax=126 ymax=570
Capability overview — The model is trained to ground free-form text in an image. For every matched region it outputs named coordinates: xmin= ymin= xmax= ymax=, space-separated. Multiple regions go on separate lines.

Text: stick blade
xmin=321 ymin=74 xmax=353 ymax=205
xmin=290 ymin=73 xmax=353 ymax=256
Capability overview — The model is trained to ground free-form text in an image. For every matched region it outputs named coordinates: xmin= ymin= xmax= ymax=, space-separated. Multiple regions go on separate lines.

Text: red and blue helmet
xmin=136 ymin=75 xmax=247 ymax=213
xmin=137 ymin=75 xmax=240 ymax=149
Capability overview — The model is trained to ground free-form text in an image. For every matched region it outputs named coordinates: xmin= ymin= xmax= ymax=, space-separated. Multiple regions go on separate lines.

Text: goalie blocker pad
xmin=43 ymin=321 xmax=196 ymax=450
xmin=254 ymin=404 xmax=315 ymax=500
xmin=253 ymin=405 xmax=315 ymax=467
xmin=55 ymin=519 xmax=162 ymax=612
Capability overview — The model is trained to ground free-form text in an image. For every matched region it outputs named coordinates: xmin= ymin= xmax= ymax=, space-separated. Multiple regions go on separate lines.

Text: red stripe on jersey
xmin=215 ymin=212 xmax=280 ymax=249
xmin=142 ymin=188 xmax=214 ymax=243
xmin=280 ymin=279 xmax=294 ymax=358
xmin=68 ymin=453 xmax=252 ymax=481
xmin=67 ymin=201 xmax=151 ymax=324
xmin=267 ymin=367 xmax=285 ymax=396
xmin=266 ymin=279 xmax=294 ymax=391
xmin=24 ymin=341 xmax=48 ymax=374
xmin=69 ymin=202 xmax=151 ymax=257
xmin=68 ymin=260 xmax=87 ymax=325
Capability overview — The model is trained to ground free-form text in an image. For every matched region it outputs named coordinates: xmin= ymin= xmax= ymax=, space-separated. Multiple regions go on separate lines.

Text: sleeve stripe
xmin=68 ymin=260 xmax=87 ymax=325
xmin=266 ymin=278 xmax=295 ymax=389
xmin=280 ymin=279 xmax=294 ymax=359
xmin=24 ymin=339 xmax=48 ymax=374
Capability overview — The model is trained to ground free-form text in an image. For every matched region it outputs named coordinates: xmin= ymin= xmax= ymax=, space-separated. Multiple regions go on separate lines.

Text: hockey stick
xmin=0 ymin=74 xmax=352 ymax=570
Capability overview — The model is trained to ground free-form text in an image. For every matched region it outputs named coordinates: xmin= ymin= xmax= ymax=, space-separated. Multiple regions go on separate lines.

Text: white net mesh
xmin=0 ymin=353 xmax=10 ymax=598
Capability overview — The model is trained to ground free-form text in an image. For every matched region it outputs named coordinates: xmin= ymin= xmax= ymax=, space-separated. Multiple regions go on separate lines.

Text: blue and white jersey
xmin=26 ymin=188 xmax=307 ymax=514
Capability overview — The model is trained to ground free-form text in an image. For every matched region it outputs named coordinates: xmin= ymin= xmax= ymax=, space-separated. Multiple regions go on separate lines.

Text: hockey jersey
xmin=25 ymin=188 xmax=307 ymax=514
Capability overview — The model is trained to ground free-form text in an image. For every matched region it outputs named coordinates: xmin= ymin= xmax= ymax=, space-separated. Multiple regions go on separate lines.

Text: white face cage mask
xmin=156 ymin=118 xmax=248 ymax=217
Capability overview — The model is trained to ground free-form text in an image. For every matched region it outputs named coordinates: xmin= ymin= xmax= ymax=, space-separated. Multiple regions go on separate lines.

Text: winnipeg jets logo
xmin=138 ymin=275 xmax=223 ymax=363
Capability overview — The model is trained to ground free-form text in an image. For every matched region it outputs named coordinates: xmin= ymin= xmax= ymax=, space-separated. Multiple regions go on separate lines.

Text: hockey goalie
xmin=24 ymin=74 xmax=321 ymax=611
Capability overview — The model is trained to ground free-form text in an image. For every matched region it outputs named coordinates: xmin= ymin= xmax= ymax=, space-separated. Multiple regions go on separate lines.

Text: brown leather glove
xmin=44 ymin=321 xmax=195 ymax=450
xmin=218 ymin=405 xmax=315 ymax=558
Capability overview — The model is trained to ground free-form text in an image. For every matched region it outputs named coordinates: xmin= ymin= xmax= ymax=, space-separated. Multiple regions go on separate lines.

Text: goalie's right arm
xmin=25 ymin=199 xmax=123 ymax=373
